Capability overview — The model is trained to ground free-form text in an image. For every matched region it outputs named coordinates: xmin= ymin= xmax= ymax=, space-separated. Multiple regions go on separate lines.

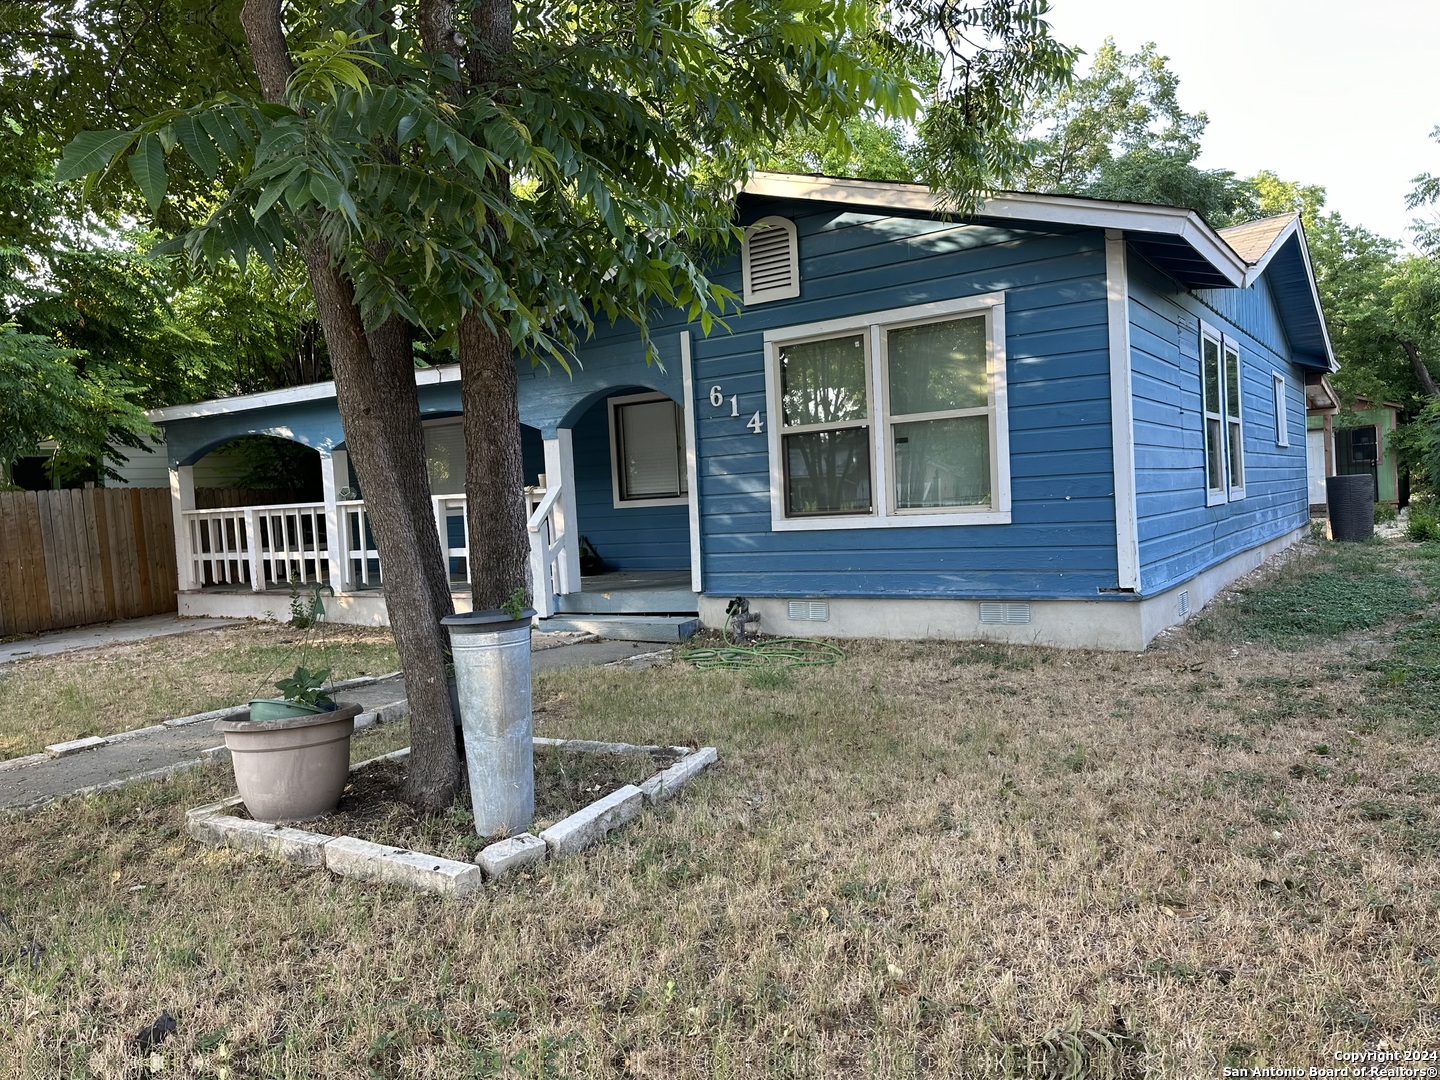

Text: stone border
xmin=186 ymin=740 xmax=719 ymax=897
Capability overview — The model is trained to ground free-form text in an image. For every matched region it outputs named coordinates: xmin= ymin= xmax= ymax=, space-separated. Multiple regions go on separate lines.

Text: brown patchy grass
xmin=0 ymin=623 xmax=400 ymax=759
xmin=3 ymin=539 xmax=1440 ymax=1077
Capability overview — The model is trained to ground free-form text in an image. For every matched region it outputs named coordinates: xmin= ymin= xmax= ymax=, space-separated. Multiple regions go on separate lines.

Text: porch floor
xmin=578 ymin=569 xmax=691 ymax=593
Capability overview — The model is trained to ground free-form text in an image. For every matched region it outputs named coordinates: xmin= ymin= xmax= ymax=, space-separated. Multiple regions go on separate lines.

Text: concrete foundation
xmin=697 ymin=527 xmax=1308 ymax=651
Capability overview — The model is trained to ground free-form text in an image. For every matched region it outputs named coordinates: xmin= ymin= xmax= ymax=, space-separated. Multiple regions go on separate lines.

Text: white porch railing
xmin=526 ymin=483 xmax=571 ymax=617
xmin=337 ymin=499 xmax=382 ymax=589
xmin=181 ymin=503 xmax=329 ymax=590
xmin=184 ymin=482 xmax=567 ymax=612
xmin=433 ymin=494 xmax=469 ymax=583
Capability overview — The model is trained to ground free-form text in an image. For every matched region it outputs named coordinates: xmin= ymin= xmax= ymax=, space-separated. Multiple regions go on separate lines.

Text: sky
xmin=1043 ymin=0 xmax=1440 ymax=244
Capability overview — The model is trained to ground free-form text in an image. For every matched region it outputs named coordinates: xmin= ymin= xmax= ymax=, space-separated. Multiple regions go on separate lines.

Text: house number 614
xmin=709 ymin=385 xmax=763 ymax=434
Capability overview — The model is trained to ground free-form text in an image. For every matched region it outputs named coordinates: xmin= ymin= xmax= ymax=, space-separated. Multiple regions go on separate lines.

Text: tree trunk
xmin=452 ymin=0 xmax=530 ymax=612
xmin=1401 ymin=339 xmax=1440 ymax=398
xmin=458 ymin=311 xmax=530 ymax=609
xmin=240 ymin=0 xmax=460 ymax=813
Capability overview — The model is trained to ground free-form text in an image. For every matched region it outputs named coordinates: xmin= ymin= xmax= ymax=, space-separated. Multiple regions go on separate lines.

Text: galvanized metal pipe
xmin=442 ymin=610 xmax=536 ymax=837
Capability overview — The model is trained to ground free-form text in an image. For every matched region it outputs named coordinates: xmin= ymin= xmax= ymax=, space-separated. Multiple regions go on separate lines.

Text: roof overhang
xmin=741 ymin=172 xmax=1249 ymax=290
xmin=1240 ymin=219 xmax=1336 ymax=373
xmin=146 ymin=363 xmax=461 ymax=423
xmin=743 ymin=172 xmax=1337 ymax=369
xmin=1305 ymin=373 xmax=1340 ymax=412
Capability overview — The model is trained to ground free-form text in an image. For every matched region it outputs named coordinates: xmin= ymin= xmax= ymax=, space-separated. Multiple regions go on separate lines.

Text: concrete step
xmin=539 ymin=614 xmax=700 ymax=642
xmin=555 ymin=588 xmax=698 ymax=615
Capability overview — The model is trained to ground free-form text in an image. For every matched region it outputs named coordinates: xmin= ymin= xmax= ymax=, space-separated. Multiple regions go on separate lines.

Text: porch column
xmin=320 ymin=448 xmax=348 ymax=590
xmin=169 ymin=463 xmax=196 ymax=591
xmin=543 ymin=429 xmax=581 ymax=595
xmin=1322 ymin=414 xmax=1335 ymax=477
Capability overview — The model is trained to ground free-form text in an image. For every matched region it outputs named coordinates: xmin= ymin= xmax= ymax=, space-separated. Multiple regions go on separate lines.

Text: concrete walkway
xmin=0 ymin=637 xmax=670 ymax=814
xmin=0 ymin=614 xmax=235 ymax=667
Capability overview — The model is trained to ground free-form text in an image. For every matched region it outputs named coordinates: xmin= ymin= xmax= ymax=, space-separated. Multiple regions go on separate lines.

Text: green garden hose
xmin=680 ymin=630 xmax=845 ymax=671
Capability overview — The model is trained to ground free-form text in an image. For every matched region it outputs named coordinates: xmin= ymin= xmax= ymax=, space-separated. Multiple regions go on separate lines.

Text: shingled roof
xmin=1219 ymin=212 xmax=1298 ymax=265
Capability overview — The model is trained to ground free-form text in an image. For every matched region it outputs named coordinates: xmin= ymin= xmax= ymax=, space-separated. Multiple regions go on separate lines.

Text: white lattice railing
xmin=181 ymin=503 xmax=329 ymax=591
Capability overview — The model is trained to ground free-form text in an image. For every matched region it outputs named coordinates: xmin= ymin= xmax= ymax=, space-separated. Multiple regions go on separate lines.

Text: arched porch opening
xmin=189 ymin=433 xmax=324 ymax=508
xmin=178 ymin=434 xmax=330 ymax=591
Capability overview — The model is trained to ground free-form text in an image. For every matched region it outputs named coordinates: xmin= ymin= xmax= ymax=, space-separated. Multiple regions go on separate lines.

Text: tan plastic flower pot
xmin=214 ymin=703 xmax=363 ymax=823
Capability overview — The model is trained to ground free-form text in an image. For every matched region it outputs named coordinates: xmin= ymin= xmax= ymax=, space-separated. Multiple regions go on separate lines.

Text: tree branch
xmin=1400 ymin=339 xmax=1440 ymax=398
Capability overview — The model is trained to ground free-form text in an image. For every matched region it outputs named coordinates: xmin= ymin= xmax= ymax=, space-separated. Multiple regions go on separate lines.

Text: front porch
xmin=168 ymin=427 xmax=699 ymax=635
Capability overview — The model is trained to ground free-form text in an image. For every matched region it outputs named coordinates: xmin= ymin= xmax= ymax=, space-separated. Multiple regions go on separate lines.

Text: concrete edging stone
xmin=186 ymin=740 xmax=719 ymax=895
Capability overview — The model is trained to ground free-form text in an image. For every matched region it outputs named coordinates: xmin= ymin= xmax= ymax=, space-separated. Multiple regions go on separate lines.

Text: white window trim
xmin=1200 ymin=320 xmax=1245 ymax=506
xmin=608 ymin=392 xmax=689 ymax=508
xmin=741 ymin=216 xmax=800 ymax=304
xmin=763 ymin=293 xmax=1011 ymax=532
xmin=1223 ymin=335 xmax=1245 ymax=502
xmin=1273 ymin=372 xmax=1289 ymax=447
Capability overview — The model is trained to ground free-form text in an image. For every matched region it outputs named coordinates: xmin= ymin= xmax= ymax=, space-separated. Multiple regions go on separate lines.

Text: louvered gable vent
xmin=742 ymin=216 xmax=800 ymax=304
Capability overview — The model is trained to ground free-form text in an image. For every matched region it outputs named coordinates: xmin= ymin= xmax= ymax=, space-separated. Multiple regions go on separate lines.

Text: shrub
xmin=1408 ymin=507 xmax=1440 ymax=543
xmin=1375 ymin=502 xmax=1398 ymax=524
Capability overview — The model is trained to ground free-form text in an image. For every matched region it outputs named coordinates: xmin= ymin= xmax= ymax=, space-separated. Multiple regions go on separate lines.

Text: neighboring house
xmin=145 ymin=174 xmax=1336 ymax=649
xmin=1305 ymin=394 xmax=1403 ymax=510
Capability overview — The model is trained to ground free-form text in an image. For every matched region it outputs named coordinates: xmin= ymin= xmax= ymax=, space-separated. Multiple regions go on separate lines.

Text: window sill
xmin=614 ymin=495 xmax=689 ymax=509
xmin=770 ymin=509 xmax=1012 ymax=532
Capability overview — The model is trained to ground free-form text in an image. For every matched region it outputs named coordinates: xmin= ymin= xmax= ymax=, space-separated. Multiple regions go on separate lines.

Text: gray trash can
xmin=1326 ymin=474 xmax=1375 ymax=542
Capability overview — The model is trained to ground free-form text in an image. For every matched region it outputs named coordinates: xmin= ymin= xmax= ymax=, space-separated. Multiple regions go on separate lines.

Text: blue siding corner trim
xmin=1128 ymin=255 xmax=1309 ymax=594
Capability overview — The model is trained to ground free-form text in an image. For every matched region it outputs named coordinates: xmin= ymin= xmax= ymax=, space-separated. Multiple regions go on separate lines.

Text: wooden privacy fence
xmin=0 ymin=487 xmax=178 ymax=637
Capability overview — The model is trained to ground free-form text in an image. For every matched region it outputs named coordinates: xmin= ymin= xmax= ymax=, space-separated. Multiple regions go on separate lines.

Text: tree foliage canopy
xmin=0 ymin=321 xmax=152 ymax=484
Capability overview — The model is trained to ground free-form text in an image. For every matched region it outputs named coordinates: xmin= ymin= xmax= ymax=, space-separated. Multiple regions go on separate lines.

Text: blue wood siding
xmin=1129 ymin=256 xmax=1309 ymax=594
xmin=648 ymin=203 xmax=1121 ymax=601
xmin=568 ymin=396 xmax=691 ymax=571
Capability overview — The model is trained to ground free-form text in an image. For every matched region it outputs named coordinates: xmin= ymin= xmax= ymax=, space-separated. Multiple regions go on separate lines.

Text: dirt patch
xmin=242 ymin=744 xmax=678 ymax=861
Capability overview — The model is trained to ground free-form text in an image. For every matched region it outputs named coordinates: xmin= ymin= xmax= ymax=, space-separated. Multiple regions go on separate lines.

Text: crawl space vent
xmin=1177 ymin=590 xmax=1191 ymax=618
xmin=787 ymin=600 xmax=829 ymax=622
xmin=979 ymin=602 xmax=1031 ymax=626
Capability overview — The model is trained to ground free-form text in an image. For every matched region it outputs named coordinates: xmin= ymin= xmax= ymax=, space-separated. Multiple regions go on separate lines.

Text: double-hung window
xmin=764 ymin=293 xmax=1010 ymax=530
xmin=1201 ymin=321 xmax=1245 ymax=505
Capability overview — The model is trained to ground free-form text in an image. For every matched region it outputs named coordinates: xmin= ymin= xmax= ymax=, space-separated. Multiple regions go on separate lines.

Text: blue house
xmin=146 ymin=174 xmax=1335 ymax=649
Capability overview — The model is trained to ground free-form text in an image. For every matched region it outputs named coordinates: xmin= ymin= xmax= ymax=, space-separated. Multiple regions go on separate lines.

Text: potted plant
xmin=214 ymin=664 xmax=364 ymax=823
xmin=249 ymin=665 xmax=337 ymax=721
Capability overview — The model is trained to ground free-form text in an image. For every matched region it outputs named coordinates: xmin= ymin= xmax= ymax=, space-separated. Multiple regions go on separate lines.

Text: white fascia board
xmin=146 ymin=363 xmax=463 ymax=423
xmin=741 ymin=173 xmax=1247 ymax=287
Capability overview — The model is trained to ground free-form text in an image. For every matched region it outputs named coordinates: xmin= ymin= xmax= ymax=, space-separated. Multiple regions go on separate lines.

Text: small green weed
xmin=746 ymin=666 xmax=793 ymax=690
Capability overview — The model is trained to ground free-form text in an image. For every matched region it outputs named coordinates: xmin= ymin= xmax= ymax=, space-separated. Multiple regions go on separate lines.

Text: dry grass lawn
xmin=2 ymin=537 xmax=1439 ymax=1078
xmin=0 ymin=623 xmax=400 ymax=759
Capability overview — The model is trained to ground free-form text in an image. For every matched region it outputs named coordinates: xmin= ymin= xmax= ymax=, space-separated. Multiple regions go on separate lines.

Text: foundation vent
xmin=979 ymin=602 xmax=1031 ymax=626
xmin=787 ymin=600 xmax=830 ymax=622
xmin=1178 ymin=590 xmax=1191 ymax=618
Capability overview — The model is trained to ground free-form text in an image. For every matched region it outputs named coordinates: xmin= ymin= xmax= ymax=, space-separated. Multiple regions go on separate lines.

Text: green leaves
xmin=172 ymin=115 xmax=219 ymax=180
xmin=126 ymin=135 xmax=168 ymax=212
xmin=54 ymin=130 xmax=134 ymax=183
